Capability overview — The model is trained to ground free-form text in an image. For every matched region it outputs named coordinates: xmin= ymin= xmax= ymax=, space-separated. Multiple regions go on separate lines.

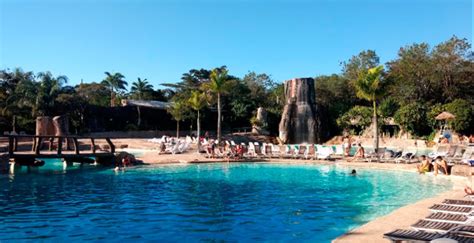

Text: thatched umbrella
xmin=435 ymin=111 xmax=455 ymax=120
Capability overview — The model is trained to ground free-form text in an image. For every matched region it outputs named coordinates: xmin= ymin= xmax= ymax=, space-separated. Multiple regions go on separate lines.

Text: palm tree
xmin=202 ymin=67 xmax=234 ymax=142
xmin=167 ymin=100 xmax=187 ymax=138
xmin=354 ymin=65 xmax=385 ymax=153
xmin=130 ymin=77 xmax=153 ymax=127
xmin=101 ymin=72 xmax=127 ymax=107
xmin=36 ymin=71 xmax=68 ymax=116
xmin=188 ymin=90 xmax=208 ymax=152
xmin=130 ymin=78 xmax=153 ymax=100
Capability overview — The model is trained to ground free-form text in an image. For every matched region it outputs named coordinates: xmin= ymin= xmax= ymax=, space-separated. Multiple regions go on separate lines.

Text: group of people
xmin=205 ymin=140 xmax=246 ymax=160
xmin=417 ymin=155 xmax=449 ymax=175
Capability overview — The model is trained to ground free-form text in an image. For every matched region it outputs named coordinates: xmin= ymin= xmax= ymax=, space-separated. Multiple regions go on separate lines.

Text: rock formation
xmin=278 ymin=78 xmax=319 ymax=144
xmin=252 ymin=107 xmax=269 ymax=135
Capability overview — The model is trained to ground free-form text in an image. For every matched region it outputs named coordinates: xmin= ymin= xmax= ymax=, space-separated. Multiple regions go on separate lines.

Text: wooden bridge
xmin=3 ymin=135 xmax=117 ymax=166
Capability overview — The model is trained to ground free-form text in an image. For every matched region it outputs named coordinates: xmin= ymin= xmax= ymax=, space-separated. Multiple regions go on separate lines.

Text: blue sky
xmin=0 ymin=0 xmax=472 ymax=89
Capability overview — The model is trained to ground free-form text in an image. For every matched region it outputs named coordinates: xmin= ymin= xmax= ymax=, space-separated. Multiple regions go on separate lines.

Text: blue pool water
xmin=0 ymin=162 xmax=452 ymax=242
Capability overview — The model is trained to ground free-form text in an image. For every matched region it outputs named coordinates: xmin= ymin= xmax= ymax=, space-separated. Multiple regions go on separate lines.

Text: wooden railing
xmin=4 ymin=135 xmax=115 ymax=158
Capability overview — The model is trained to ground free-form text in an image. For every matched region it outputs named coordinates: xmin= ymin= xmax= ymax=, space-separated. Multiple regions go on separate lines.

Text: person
xmin=354 ymin=143 xmax=365 ymax=158
xmin=417 ymin=155 xmax=431 ymax=174
xmin=343 ymin=136 xmax=351 ymax=157
xmin=350 ymin=169 xmax=357 ymax=175
xmin=158 ymin=141 xmax=166 ymax=154
xmin=122 ymin=155 xmax=131 ymax=167
xmin=464 ymin=186 xmax=474 ymax=195
xmin=433 ymin=156 xmax=449 ymax=175
xmin=204 ymin=131 xmax=210 ymax=141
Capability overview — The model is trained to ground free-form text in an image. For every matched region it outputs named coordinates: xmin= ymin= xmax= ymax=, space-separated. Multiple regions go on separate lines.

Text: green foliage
xmin=394 ymin=103 xmax=432 ymax=137
xmin=336 ymin=106 xmax=373 ymax=135
xmin=379 ymin=97 xmax=399 ymax=118
xmin=342 ymin=50 xmax=380 ymax=81
xmin=443 ymin=99 xmax=473 ymax=134
xmin=354 ymin=65 xmax=385 ymax=104
xmin=130 ymin=78 xmax=154 ymax=100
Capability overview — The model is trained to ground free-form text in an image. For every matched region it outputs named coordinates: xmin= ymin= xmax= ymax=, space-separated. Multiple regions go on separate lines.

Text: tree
xmin=443 ymin=99 xmax=473 ymax=134
xmin=202 ymin=67 xmax=235 ymax=142
xmin=130 ymin=77 xmax=153 ymax=100
xmin=36 ymin=71 xmax=68 ymax=116
xmin=342 ymin=50 xmax=380 ymax=81
xmin=188 ymin=90 xmax=208 ymax=152
xmin=130 ymin=77 xmax=153 ymax=127
xmin=167 ymin=99 xmax=188 ymax=138
xmin=336 ymin=105 xmax=373 ymax=135
xmin=101 ymin=72 xmax=127 ymax=107
xmin=354 ymin=65 xmax=385 ymax=152
xmin=394 ymin=103 xmax=431 ymax=137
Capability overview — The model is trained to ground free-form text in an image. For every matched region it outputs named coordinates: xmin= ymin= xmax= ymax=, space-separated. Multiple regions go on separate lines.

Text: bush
xmin=337 ymin=106 xmax=373 ymax=135
xmin=379 ymin=97 xmax=399 ymax=118
xmin=394 ymin=103 xmax=432 ymax=137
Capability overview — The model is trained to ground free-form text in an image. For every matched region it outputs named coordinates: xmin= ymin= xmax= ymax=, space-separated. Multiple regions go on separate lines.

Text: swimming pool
xmin=0 ymin=163 xmax=452 ymax=241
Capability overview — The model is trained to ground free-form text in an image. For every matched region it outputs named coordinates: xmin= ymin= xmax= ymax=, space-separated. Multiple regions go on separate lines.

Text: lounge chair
xmin=430 ymin=204 xmax=473 ymax=215
xmin=429 ymin=144 xmax=450 ymax=159
xmin=295 ymin=145 xmax=306 ymax=159
xmin=395 ymin=148 xmax=418 ymax=164
xmin=305 ymin=144 xmax=316 ymax=160
xmin=271 ymin=144 xmax=281 ymax=158
xmin=262 ymin=143 xmax=273 ymax=158
xmin=254 ymin=142 xmax=264 ymax=158
xmin=316 ymin=145 xmax=333 ymax=160
xmin=366 ymin=147 xmax=386 ymax=162
xmin=443 ymin=199 xmax=474 ymax=208
xmin=411 ymin=219 xmax=462 ymax=232
xmin=284 ymin=145 xmax=294 ymax=158
xmin=247 ymin=142 xmax=256 ymax=157
xmin=425 ymin=212 xmax=470 ymax=224
xmin=332 ymin=145 xmax=344 ymax=159
xmin=384 ymin=226 xmax=474 ymax=242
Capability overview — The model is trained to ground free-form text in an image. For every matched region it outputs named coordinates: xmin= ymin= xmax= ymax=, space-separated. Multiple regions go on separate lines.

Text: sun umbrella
xmin=435 ymin=111 xmax=455 ymax=120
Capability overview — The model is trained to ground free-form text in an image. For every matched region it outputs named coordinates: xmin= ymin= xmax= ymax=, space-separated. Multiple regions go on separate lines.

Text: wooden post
xmin=35 ymin=137 xmax=42 ymax=155
xmin=73 ymin=138 xmax=79 ymax=155
xmin=8 ymin=136 xmax=13 ymax=156
xmin=32 ymin=137 xmax=37 ymax=152
xmin=57 ymin=137 xmax=63 ymax=155
xmin=13 ymin=137 xmax=18 ymax=151
xmin=91 ymin=138 xmax=96 ymax=154
xmin=49 ymin=137 xmax=54 ymax=151
xmin=106 ymin=138 xmax=115 ymax=154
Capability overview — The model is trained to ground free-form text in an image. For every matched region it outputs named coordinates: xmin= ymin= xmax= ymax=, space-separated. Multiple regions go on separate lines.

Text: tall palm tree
xmin=202 ymin=68 xmax=234 ymax=142
xmin=188 ymin=90 xmax=208 ymax=152
xmin=101 ymin=72 xmax=127 ymax=107
xmin=130 ymin=77 xmax=153 ymax=127
xmin=354 ymin=65 xmax=385 ymax=153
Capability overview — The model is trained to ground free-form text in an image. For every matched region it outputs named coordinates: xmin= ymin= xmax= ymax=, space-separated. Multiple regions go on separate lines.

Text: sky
xmin=0 ymin=0 xmax=472 ymax=89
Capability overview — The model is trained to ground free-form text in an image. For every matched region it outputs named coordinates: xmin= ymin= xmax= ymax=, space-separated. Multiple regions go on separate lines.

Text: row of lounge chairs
xmin=204 ymin=142 xmax=344 ymax=160
xmin=429 ymin=145 xmax=474 ymax=165
xmin=384 ymin=199 xmax=474 ymax=242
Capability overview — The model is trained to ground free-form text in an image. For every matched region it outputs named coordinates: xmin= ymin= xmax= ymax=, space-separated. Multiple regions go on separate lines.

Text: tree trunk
xmin=373 ymin=100 xmax=379 ymax=154
xmin=137 ymin=106 xmax=141 ymax=128
xmin=110 ymin=90 xmax=115 ymax=107
xmin=176 ymin=120 xmax=180 ymax=138
xmin=217 ymin=92 xmax=221 ymax=142
xmin=196 ymin=110 xmax=201 ymax=153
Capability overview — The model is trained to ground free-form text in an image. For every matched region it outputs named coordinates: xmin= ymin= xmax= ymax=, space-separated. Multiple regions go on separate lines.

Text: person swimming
xmin=350 ymin=169 xmax=357 ymax=175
